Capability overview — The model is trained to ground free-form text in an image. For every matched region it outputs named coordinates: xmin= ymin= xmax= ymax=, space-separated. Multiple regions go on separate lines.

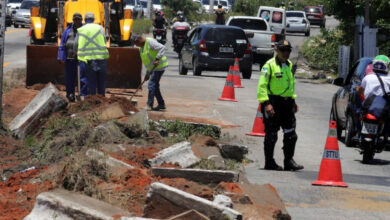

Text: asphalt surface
xmin=4 ymin=17 xmax=390 ymax=219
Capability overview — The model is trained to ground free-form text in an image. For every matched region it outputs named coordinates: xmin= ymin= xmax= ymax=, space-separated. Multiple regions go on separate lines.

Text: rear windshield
xmin=124 ymin=0 xmax=135 ymax=5
xmin=272 ymin=11 xmax=283 ymax=23
xmin=286 ymin=12 xmax=304 ymax=17
xmin=220 ymin=1 xmax=227 ymax=6
xmin=202 ymin=0 xmax=209 ymax=4
xmin=8 ymin=0 xmax=22 ymax=3
xmin=205 ymin=28 xmax=246 ymax=42
xmin=140 ymin=1 xmax=147 ymax=7
xmin=229 ymin=18 xmax=267 ymax=31
xmin=259 ymin=10 xmax=270 ymax=21
xmin=153 ymin=0 xmax=160 ymax=4
xmin=304 ymin=7 xmax=320 ymax=13
xmin=20 ymin=0 xmax=38 ymax=9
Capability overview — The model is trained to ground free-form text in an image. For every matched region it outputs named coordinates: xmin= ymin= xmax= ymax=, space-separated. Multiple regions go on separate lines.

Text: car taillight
xmin=302 ymin=19 xmax=307 ymax=24
xmin=271 ymin=34 xmax=276 ymax=42
xmin=245 ymin=42 xmax=251 ymax=54
xmin=199 ymin=39 xmax=207 ymax=52
xmin=179 ymin=35 xmax=183 ymax=38
xmin=366 ymin=114 xmax=377 ymax=120
xmin=28 ymin=29 xmax=32 ymax=36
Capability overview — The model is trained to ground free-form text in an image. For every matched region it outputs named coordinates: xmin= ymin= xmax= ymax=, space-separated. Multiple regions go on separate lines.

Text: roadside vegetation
xmin=132 ymin=19 xmax=153 ymax=34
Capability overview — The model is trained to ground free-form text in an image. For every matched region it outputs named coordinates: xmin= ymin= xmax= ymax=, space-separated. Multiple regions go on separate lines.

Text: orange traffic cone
xmin=312 ymin=121 xmax=348 ymax=187
xmin=232 ymin=65 xmax=244 ymax=88
xmin=234 ymin=58 xmax=240 ymax=71
xmin=219 ymin=72 xmax=237 ymax=102
xmin=246 ymin=103 xmax=265 ymax=137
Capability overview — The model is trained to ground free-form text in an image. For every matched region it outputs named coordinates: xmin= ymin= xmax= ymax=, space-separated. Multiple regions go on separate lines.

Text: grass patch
xmin=132 ymin=19 xmax=153 ymax=34
xmin=160 ymin=120 xmax=220 ymax=139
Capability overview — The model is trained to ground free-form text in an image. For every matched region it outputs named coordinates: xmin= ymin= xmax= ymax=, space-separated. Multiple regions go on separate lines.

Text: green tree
xmin=161 ymin=0 xmax=199 ymax=17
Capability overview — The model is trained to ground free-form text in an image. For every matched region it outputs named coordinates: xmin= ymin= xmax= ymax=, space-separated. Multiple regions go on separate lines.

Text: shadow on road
xmin=295 ymin=170 xmax=390 ymax=187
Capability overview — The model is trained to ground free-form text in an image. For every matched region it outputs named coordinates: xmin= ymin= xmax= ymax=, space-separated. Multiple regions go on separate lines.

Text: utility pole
xmin=0 ymin=0 xmax=6 ymax=126
xmin=209 ymin=0 xmax=214 ymax=14
xmin=147 ymin=0 xmax=152 ymax=19
xmin=364 ymin=0 xmax=369 ymax=25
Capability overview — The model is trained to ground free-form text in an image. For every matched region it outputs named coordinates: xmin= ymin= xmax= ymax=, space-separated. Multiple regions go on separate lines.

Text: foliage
xmin=302 ymin=27 xmax=347 ymax=72
xmin=160 ymin=120 xmax=221 ymax=139
xmin=161 ymin=0 xmax=200 ymax=18
xmin=132 ymin=19 xmax=153 ymax=34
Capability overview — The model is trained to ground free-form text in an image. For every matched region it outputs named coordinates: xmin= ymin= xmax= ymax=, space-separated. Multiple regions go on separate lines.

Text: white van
xmin=257 ymin=6 xmax=286 ymax=41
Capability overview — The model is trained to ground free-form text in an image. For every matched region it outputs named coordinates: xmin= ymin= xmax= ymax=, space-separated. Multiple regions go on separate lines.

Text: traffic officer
xmin=75 ymin=12 xmax=109 ymax=96
xmin=215 ymin=4 xmax=225 ymax=25
xmin=257 ymin=40 xmax=304 ymax=171
xmin=131 ymin=34 xmax=168 ymax=111
xmin=57 ymin=13 xmax=87 ymax=101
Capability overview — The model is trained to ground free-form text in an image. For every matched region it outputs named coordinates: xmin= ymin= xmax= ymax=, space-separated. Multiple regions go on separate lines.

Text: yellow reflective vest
xmin=257 ymin=57 xmax=296 ymax=103
xmin=77 ymin=23 xmax=109 ymax=63
xmin=140 ymin=38 xmax=168 ymax=71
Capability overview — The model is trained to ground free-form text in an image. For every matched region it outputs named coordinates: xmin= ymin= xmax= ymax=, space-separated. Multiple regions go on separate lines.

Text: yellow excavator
xmin=27 ymin=0 xmax=142 ymax=89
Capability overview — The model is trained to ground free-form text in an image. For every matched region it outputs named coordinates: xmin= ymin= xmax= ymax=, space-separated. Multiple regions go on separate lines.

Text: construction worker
xmin=131 ymin=35 xmax=168 ymax=111
xmin=257 ymin=40 xmax=304 ymax=171
xmin=57 ymin=13 xmax=87 ymax=102
xmin=75 ymin=12 xmax=109 ymax=96
xmin=215 ymin=4 xmax=225 ymax=25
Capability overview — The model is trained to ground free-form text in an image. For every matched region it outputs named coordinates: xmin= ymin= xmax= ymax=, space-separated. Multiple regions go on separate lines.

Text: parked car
xmin=286 ymin=11 xmax=310 ymax=36
xmin=257 ymin=6 xmax=286 ymax=41
xmin=219 ymin=0 xmax=229 ymax=12
xmin=331 ymin=57 xmax=373 ymax=146
xmin=303 ymin=6 xmax=325 ymax=28
xmin=124 ymin=0 xmax=144 ymax=18
xmin=202 ymin=0 xmax=218 ymax=13
xmin=226 ymin=16 xmax=275 ymax=66
xmin=6 ymin=7 xmax=12 ymax=27
xmin=7 ymin=0 xmax=23 ymax=15
xmin=179 ymin=24 xmax=253 ymax=78
xmin=152 ymin=0 xmax=162 ymax=11
xmin=13 ymin=0 xmax=39 ymax=28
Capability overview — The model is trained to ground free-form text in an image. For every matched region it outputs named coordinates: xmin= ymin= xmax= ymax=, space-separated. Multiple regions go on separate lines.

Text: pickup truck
xmin=226 ymin=16 xmax=276 ymax=66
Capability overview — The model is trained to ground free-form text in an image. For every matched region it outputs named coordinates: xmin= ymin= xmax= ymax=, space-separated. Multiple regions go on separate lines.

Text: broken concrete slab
xmin=167 ymin=210 xmax=210 ymax=220
xmin=151 ymin=168 xmax=238 ymax=184
xmin=92 ymin=121 xmax=131 ymax=144
xmin=99 ymin=103 xmax=126 ymax=121
xmin=149 ymin=120 xmax=168 ymax=137
xmin=24 ymin=188 xmax=132 ymax=220
xmin=149 ymin=142 xmax=200 ymax=168
xmin=213 ymin=195 xmax=233 ymax=208
xmin=116 ymin=110 xmax=149 ymax=138
xmin=192 ymin=145 xmax=225 ymax=169
xmin=9 ymin=83 xmax=67 ymax=138
xmin=218 ymin=144 xmax=248 ymax=161
xmin=144 ymin=182 xmax=242 ymax=220
xmin=120 ymin=218 xmax=160 ymax=220
xmin=86 ymin=149 xmax=134 ymax=170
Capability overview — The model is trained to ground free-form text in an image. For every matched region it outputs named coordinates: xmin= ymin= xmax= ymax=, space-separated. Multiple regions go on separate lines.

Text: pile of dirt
xmin=69 ymin=95 xmax=138 ymax=114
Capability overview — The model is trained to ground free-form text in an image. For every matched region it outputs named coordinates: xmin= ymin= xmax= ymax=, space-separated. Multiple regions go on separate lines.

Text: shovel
xmin=76 ymin=64 xmax=82 ymax=102
xmin=129 ymin=67 xmax=155 ymax=102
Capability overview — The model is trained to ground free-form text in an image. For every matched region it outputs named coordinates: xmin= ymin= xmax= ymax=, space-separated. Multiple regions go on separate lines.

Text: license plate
xmin=308 ymin=16 xmax=315 ymax=19
xmin=361 ymin=122 xmax=378 ymax=134
xmin=219 ymin=47 xmax=234 ymax=53
xmin=156 ymin=35 xmax=162 ymax=40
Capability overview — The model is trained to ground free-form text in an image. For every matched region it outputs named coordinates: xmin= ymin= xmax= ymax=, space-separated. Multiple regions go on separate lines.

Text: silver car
xmin=124 ymin=0 xmax=144 ymax=18
xmin=13 ymin=0 xmax=39 ymax=28
xmin=286 ymin=10 xmax=310 ymax=36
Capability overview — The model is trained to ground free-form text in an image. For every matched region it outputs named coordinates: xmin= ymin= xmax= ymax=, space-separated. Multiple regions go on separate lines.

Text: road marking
xmin=3 ymin=62 xmax=10 ymax=67
xmin=5 ymin=29 xmax=27 ymax=34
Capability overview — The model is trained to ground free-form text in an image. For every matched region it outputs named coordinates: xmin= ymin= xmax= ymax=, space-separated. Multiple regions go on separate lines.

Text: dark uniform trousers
xmin=261 ymin=95 xmax=297 ymax=161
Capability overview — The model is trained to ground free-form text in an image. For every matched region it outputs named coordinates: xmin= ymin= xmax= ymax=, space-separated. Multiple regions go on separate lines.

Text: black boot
xmin=284 ymin=159 xmax=304 ymax=171
xmin=283 ymin=131 xmax=303 ymax=171
xmin=265 ymin=159 xmax=283 ymax=170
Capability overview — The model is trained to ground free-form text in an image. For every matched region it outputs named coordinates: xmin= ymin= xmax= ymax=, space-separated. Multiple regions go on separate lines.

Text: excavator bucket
xmin=26 ymin=45 xmax=142 ymax=89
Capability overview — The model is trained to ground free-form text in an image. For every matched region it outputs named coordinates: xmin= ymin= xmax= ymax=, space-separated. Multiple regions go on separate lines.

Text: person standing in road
xmin=257 ymin=40 xmax=304 ymax=171
xmin=131 ymin=35 xmax=168 ymax=111
xmin=215 ymin=4 xmax=225 ymax=25
xmin=75 ymin=12 xmax=109 ymax=96
xmin=57 ymin=13 xmax=87 ymax=101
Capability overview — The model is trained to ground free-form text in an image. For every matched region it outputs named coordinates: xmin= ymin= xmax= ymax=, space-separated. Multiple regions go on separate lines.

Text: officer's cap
xmin=276 ymin=40 xmax=292 ymax=49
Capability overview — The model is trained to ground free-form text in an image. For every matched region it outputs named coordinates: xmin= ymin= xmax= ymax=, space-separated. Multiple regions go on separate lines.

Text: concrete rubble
xmin=218 ymin=144 xmax=249 ymax=161
xmin=192 ymin=145 xmax=225 ymax=168
xmin=98 ymin=103 xmax=126 ymax=121
xmin=213 ymin=195 xmax=233 ymax=208
xmin=92 ymin=121 xmax=130 ymax=144
xmin=145 ymin=182 xmax=242 ymax=220
xmin=9 ymin=83 xmax=67 ymax=138
xmin=116 ymin=110 xmax=150 ymax=138
xmin=149 ymin=142 xmax=200 ymax=168
xmin=151 ymin=168 xmax=239 ymax=184
xmin=86 ymin=148 xmax=134 ymax=170
xmin=24 ymin=188 xmax=132 ymax=220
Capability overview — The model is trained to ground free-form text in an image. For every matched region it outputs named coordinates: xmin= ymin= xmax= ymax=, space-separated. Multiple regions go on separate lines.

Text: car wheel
xmin=305 ymin=29 xmax=310 ymax=36
xmin=344 ymin=115 xmax=354 ymax=147
xmin=242 ymin=68 xmax=252 ymax=79
xmin=14 ymin=23 xmax=19 ymax=28
xmin=179 ymin=56 xmax=188 ymax=75
xmin=193 ymin=57 xmax=202 ymax=76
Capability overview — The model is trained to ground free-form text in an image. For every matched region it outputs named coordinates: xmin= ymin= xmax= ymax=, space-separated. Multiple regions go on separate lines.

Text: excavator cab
xmin=27 ymin=0 xmax=142 ymax=89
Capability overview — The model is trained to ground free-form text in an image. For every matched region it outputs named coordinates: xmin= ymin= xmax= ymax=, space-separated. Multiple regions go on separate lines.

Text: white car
xmin=226 ymin=16 xmax=276 ymax=65
xmin=124 ymin=0 xmax=144 ymax=18
xmin=7 ymin=0 xmax=23 ymax=14
xmin=286 ymin=10 xmax=310 ymax=36
xmin=152 ymin=0 xmax=162 ymax=11
xmin=219 ymin=0 xmax=229 ymax=13
xmin=202 ymin=0 xmax=218 ymax=13
xmin=140 ymin=0 xmax=154 ymax=17
xmin=257 ymin=6 xmax=286 ymax=41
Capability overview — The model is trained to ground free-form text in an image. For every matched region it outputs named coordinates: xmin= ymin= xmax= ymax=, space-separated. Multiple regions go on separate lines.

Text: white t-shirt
xmin=361 ymin=74 xmax=390 ymax=98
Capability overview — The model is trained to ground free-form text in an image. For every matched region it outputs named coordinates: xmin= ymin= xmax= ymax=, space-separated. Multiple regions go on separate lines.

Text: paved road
xmin=5 ymin=17 xmax=390 ymax=219
xmin=4 ymin=27 xmax=29 ymax=73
